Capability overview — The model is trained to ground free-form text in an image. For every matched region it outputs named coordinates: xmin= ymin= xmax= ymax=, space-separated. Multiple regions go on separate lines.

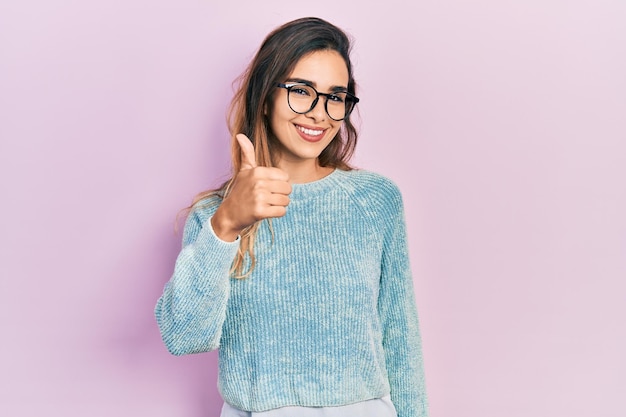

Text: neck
xmin=277 ymin=158 xmax=334 ymax=184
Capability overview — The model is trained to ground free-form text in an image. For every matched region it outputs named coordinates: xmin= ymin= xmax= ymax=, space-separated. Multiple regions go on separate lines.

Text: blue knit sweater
xmin=155 ymin=169 xmax=428 ymax=417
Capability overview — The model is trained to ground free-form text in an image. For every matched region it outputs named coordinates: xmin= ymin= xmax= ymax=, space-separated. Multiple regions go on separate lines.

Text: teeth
xmin=297 ymin=125 xmax=323 ymax=136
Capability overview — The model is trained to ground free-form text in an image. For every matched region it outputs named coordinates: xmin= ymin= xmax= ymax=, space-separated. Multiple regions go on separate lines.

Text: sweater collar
xmin=289 ymin=168 xmax=345 ymax=200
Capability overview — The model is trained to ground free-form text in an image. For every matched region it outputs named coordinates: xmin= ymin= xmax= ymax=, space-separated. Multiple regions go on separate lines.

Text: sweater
xmin=155 ymin=168 xmax=428 ymax=417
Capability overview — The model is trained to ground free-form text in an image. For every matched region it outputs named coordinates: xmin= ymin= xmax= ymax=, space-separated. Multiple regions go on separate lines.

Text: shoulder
xmin=334 ymin=168 xmax=404 ymax=210
xmin=334 ymin=170 xmax=410 ymax=243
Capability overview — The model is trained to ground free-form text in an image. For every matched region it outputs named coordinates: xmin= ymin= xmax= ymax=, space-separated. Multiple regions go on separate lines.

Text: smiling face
xmin=269 ymin=50 xmax=349 ymax=173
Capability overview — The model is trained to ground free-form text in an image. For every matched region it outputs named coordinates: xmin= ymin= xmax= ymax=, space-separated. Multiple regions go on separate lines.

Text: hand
xmin=211 ymin=134 xmax=291 ymax=241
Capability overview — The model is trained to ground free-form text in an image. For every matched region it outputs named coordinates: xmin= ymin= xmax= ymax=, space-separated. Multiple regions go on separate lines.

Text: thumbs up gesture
xmin=211 ymin=134 xmax=292 ymax=241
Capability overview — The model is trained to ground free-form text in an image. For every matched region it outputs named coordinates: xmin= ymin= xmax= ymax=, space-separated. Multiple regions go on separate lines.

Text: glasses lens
xmin=287 ymin=85 xmax=317 ymax=114
xmin=326 ymin=92 xmax=350 ymax=121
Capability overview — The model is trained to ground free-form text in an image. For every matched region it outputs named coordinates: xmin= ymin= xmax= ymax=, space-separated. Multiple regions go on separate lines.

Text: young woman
xmin=155 ymin=17 xmax=428 ymax=417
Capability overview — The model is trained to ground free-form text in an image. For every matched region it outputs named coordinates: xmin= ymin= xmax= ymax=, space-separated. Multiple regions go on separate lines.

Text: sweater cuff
xmin=205 ymin=215 xmax=241 ymax=244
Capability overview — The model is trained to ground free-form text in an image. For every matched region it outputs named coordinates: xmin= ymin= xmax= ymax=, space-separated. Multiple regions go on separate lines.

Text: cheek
xmin=269 ymin=98 xmax=294 ymax=126
xmin=331 ymin=121 xmax=343 ymax=134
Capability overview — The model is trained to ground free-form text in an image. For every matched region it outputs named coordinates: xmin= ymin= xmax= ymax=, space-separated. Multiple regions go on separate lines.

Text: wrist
xmin=211 ymin=209 xmax=241 ymax=242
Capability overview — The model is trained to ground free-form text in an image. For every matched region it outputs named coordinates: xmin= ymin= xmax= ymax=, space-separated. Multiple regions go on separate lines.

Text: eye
xmin=290 ymin=86 xmax=312 ymax=96
xmin=327 ymin=93 xmax=346 ymax=103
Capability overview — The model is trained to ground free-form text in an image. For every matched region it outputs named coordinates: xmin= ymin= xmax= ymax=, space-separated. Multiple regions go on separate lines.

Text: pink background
xmin=1 ymin=1 xmax=625 ymax=416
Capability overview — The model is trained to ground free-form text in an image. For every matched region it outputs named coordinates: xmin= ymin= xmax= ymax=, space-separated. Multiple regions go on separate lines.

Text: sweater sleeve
xmin=378 ymin=189 xmax=429 ymax=417
xmin=154 ymin=203 xmax=240 ymax=356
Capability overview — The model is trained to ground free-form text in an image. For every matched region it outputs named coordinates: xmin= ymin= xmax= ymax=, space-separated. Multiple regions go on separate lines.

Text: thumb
xmin=236 ymin=133 xmax=257 ymax=170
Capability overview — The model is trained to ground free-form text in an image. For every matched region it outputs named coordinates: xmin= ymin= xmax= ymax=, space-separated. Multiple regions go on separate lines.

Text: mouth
xmin=295 ymin=124 xmax=326 ymax=142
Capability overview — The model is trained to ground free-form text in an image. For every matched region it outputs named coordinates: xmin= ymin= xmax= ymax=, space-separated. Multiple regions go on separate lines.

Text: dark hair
xmin=193 ymin=17 xmax=359 ymax=277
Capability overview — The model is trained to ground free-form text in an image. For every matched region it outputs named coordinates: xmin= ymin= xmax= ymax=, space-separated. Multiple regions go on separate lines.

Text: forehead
xmin=288 ymin=50 xmax=349 ymax=89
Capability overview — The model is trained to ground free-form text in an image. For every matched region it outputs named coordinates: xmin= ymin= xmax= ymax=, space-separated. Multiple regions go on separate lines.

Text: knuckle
xmin=251 ymin=206 xmax=263 ymax=218
xmin=252 ymin=202 xmax=267 ymax=218
xmin=252 ymin=188 xmax=267 ymax=202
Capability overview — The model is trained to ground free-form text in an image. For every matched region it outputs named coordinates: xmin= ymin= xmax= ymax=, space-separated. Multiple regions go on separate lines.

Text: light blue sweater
xmin=155 ymin=169 xmax=428 ymax=417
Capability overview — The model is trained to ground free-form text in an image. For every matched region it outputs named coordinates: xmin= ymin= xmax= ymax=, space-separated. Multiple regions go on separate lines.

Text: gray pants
xmin=220 ymin=395 xmax=397 ymax=417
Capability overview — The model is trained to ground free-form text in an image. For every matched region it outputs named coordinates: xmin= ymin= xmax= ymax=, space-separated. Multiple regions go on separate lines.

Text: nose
xmin=306 ymin=96 xmax=327 ymax=121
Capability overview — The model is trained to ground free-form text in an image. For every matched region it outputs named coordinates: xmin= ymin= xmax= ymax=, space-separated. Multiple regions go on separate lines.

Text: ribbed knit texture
xmin=155 ymin=169 xmax=428 ymax=417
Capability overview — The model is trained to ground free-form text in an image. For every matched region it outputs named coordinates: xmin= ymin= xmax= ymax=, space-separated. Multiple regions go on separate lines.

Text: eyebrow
xmin=284 ymin=78 xmax=348 ymax=92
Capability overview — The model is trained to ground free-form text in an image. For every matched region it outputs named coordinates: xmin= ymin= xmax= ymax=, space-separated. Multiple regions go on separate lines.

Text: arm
xmin=155 ymin=134 xmax=291 ymax=356
xmin=155 ymin=204 xmax=240 ymax=355
xmin=378 ymin=190 xmax=429 ymax=417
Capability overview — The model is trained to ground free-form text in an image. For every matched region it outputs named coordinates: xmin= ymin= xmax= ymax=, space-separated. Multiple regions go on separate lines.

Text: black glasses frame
xmin=276 ymin=83 xmax=360 ymax=121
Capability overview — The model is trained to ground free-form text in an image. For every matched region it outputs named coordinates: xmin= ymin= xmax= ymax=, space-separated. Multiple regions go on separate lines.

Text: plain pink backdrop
xmin=1 ymin=1 xmax=625 ymax=416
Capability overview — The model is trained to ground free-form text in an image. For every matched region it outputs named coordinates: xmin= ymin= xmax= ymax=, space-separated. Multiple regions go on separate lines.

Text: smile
xmin=296 ymin=124 xmax=325 ymax=136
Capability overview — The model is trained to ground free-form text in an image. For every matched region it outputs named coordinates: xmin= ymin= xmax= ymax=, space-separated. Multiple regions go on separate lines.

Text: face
xmin=269 ymin=50 xmax=349 ymax=168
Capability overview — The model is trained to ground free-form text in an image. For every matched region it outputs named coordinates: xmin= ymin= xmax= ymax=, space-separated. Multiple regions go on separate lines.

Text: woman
xmin=155 ymin=17 xmax=428 ymax=417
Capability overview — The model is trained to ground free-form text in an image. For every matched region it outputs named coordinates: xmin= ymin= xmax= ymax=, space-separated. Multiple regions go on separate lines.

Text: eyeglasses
xmin=276 ymin=83 xmax=359 ymax=121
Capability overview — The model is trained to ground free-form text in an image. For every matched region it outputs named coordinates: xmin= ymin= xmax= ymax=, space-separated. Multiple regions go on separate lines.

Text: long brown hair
xmin=191 ymin=17 xmax=359 ymax=277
